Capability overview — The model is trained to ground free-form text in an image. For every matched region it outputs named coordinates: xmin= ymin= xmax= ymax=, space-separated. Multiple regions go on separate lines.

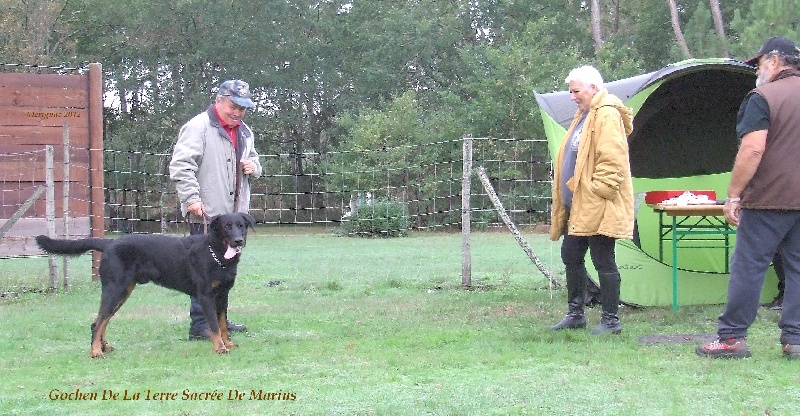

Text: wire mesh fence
xmin=0 ymin=137 xmax=554 ymax=292
xmin=100 ymin=137 xmax=553 ymax=235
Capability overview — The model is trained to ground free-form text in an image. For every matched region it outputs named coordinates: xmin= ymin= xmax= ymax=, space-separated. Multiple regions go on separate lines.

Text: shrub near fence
xmin=102 ymin=137 xmax=553 ymax=234
xmin=337 ymin=198 xmax=411 ymax=237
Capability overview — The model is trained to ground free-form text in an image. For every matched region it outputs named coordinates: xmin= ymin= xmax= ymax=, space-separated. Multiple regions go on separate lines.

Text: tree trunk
xmin=709 ymin=0 xmax=729 ymax=57
xmin=667 ymin=0 xmax=692 ymax=58
xmin=590 ymin=0 xmax=604 ymax=52
xmin=611 ymin=0 xmax=622 ymax=35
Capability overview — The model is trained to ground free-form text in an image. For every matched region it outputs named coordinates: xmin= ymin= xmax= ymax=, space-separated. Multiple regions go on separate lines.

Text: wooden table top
xmin=651 ymin=203 xmax=725 ymax=216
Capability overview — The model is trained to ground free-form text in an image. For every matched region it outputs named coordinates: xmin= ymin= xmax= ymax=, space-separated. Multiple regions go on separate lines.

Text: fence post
xmin=88 ymin=63 xmax=104 ymax=280
xmin=62 ymin=124 xmax=71 ymax=290
xmin=461 ymin=136 xmax=472 ymax=288
xmin=45 ymin=145 xmax=58 ymax=291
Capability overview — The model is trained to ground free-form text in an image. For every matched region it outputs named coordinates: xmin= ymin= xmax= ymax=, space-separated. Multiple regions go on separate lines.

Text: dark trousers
xmin=773 ymin=252 xmax=786 ymax=294
xmin=188 ymin=222 xmax=210 ymax=331
xmin=561 ymin=233 xmax=619 ymax=275
xmin=718 ymin=209 xmax=800 ymax=345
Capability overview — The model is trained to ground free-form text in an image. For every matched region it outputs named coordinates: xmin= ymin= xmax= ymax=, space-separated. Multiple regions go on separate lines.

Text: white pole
xmin=461 ymin=136 xmax=472 ymax=288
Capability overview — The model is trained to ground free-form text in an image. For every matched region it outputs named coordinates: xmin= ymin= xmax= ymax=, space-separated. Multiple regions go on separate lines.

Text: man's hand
xmin=723 ymin=199 xmax=740 ymax=226
xmin=241 ymin=159 xmax=255 ymax=175
xmin=187 ymin=201 xmax=205 ymax=217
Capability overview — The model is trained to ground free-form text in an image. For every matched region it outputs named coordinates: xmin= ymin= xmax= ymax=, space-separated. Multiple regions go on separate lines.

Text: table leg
xmin=659 ymin=211 xmax=664 ymax=261
xmin=672 ymin=215 xmax=679 ymax=311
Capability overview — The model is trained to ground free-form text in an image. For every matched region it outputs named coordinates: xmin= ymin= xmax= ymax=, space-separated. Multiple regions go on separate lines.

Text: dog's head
xmin=209 ymin=212 xmax=255 ymax=260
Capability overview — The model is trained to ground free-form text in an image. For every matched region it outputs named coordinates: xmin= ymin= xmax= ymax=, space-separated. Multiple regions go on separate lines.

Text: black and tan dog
xmin=35 ymin=212 xmax=255 ymax=358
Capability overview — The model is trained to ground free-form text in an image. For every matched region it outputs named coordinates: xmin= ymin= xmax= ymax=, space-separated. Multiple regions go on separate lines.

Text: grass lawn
xmin=1 ymin=227 xmax=798 ymax=415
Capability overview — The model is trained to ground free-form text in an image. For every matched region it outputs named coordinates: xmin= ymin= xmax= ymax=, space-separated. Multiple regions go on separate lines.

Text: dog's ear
xmin=240 ymin=212 xmax=256 ymax=230
xmin=208 ymin=214 xmax=223 ymax=233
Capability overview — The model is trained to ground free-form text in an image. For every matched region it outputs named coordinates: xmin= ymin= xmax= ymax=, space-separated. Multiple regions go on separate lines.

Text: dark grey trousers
xmin=187 ymin=222 xmax=209 ymax=332
xmin=717 ymin=209 xmax=800 ymax=345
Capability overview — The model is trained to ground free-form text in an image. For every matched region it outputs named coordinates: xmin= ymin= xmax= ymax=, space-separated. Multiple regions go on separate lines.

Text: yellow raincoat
xmin=549 ymin=89 xmax=635 ymax=241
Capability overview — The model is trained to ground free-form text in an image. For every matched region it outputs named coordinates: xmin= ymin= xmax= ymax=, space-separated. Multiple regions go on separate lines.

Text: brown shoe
xmin=696 ymin=337 xmax=751 ymax=359
xmin=782 ymin=344 xmax=800 ymax=360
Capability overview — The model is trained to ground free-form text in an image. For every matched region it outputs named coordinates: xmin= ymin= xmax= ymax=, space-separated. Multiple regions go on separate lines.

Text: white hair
xmin=565 ymin=65 xmax=604 ymax=90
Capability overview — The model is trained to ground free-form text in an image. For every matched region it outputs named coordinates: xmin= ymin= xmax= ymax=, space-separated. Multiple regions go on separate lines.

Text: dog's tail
xmin=35 ymin=235 xmax=114 ymax=256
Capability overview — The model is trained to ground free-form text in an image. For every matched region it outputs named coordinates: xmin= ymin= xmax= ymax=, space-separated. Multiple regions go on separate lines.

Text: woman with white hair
xmin=549 ymin=65 xmax=635 ymax=335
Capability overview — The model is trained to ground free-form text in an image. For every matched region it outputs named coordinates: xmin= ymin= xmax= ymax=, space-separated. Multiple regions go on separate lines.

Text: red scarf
xmin=213 ymin=106 xmax=238 ymax=152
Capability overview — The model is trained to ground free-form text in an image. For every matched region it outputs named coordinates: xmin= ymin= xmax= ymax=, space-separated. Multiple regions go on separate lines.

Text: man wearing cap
xmin=696 ymin=37 xmax=800 ymax=359
xmin=170 ymin=79 xmax=262 ymax=340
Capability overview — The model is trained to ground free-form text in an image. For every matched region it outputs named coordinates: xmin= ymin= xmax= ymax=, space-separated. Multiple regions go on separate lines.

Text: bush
xmin=338 ymin=199 xmax=409 ymax=237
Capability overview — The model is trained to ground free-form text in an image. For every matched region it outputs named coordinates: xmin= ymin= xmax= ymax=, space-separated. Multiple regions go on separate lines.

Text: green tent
xmin=535 ymin=58 xmax=779 ymax=307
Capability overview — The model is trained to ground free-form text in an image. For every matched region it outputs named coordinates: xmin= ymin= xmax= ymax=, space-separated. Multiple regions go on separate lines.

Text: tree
xmin=683 ymin=1 xmax=723 ymax=58
xmin=709 ymin=0 xmax=729 ymax=57
xmin=729 ymin=0 xmax=800 ymax=60
xmin=0 ymin=0 xmax=71 ymax=65
xmin=591 ymin=0 xmax=604 ymax=52
xmin=667 ymin=0 xmax=693 ymax=58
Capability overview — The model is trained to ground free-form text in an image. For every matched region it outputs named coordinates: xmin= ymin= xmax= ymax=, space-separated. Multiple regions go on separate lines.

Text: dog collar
xmin=208 ymin=245 xmax=226 ymax=269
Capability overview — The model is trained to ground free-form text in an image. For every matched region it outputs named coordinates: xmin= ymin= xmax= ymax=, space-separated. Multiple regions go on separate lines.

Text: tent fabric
xmin=535 ymin=59 xmax=778 ymax=307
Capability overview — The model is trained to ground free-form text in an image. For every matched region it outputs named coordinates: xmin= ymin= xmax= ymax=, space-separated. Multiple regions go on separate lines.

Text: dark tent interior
xmin=629 ymin=68 xmax=755 ymax=178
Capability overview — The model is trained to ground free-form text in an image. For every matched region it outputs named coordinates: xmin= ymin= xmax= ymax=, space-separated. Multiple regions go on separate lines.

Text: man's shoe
xmin=227 ymin=320 xmax=247 ymax=332
xmin=188 ymin=327 xmax=210 ymax=341
xmin=769 ymin=294 xmax=783 ymax=311
xmin=782 ymin=344 xmax=800 ymax=360
xmin=189 ymin=319 xmax=246 ymax=340
xmin=695 ymin=337 xmax=751 ymax=359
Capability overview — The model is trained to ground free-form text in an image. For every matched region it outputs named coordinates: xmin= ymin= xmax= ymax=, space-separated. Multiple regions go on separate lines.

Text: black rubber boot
xmin=551 ymin=265 xmax=588 ymax=331
xmin=591 ymin=272 xmax=622 ymax=335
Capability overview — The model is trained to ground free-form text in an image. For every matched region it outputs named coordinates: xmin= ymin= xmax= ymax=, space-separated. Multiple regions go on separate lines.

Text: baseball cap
xmin=744 ymin=36 xmax=800 ymax=66
xmin=218 ymin=80 xmax=255 ymax=108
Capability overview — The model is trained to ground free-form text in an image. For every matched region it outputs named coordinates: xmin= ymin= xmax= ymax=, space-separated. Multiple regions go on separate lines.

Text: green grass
xmin=2 ymin=227 xmax=798 ymax=415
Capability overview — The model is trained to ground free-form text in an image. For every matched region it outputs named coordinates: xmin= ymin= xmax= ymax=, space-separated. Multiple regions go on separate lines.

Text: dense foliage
xmin=3 ymin=1 xmax=799 ymax=232
xmin=5 ymin=0 xmax=796 ymax=156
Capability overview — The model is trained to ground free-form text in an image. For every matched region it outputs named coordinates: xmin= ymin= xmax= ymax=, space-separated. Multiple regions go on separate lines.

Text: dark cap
xmin=745 ymin=36 xmax=800 ymax=66
xmin=218 ymin=80 xmax=255 ymax=108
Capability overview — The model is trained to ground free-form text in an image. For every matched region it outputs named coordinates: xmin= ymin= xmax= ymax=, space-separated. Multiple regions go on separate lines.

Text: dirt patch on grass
xmin=638 ymin=333 xmax=716 ymax=346
xmin=463 ymin=284 xmax=497 ymax=292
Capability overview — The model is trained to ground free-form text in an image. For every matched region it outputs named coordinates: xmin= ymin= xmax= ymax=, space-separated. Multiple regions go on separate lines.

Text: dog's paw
xmin=101 ymin=341 xmax=114 ymax=352
xmin=213 ymin=339 xmax=229 ymax=354
xmin=90 ymin=350 xmax=106 ymax=359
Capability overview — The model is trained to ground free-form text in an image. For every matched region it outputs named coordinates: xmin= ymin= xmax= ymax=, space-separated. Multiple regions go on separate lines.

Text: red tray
xmin=644 ymin=190 xmax=717 ymax=205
